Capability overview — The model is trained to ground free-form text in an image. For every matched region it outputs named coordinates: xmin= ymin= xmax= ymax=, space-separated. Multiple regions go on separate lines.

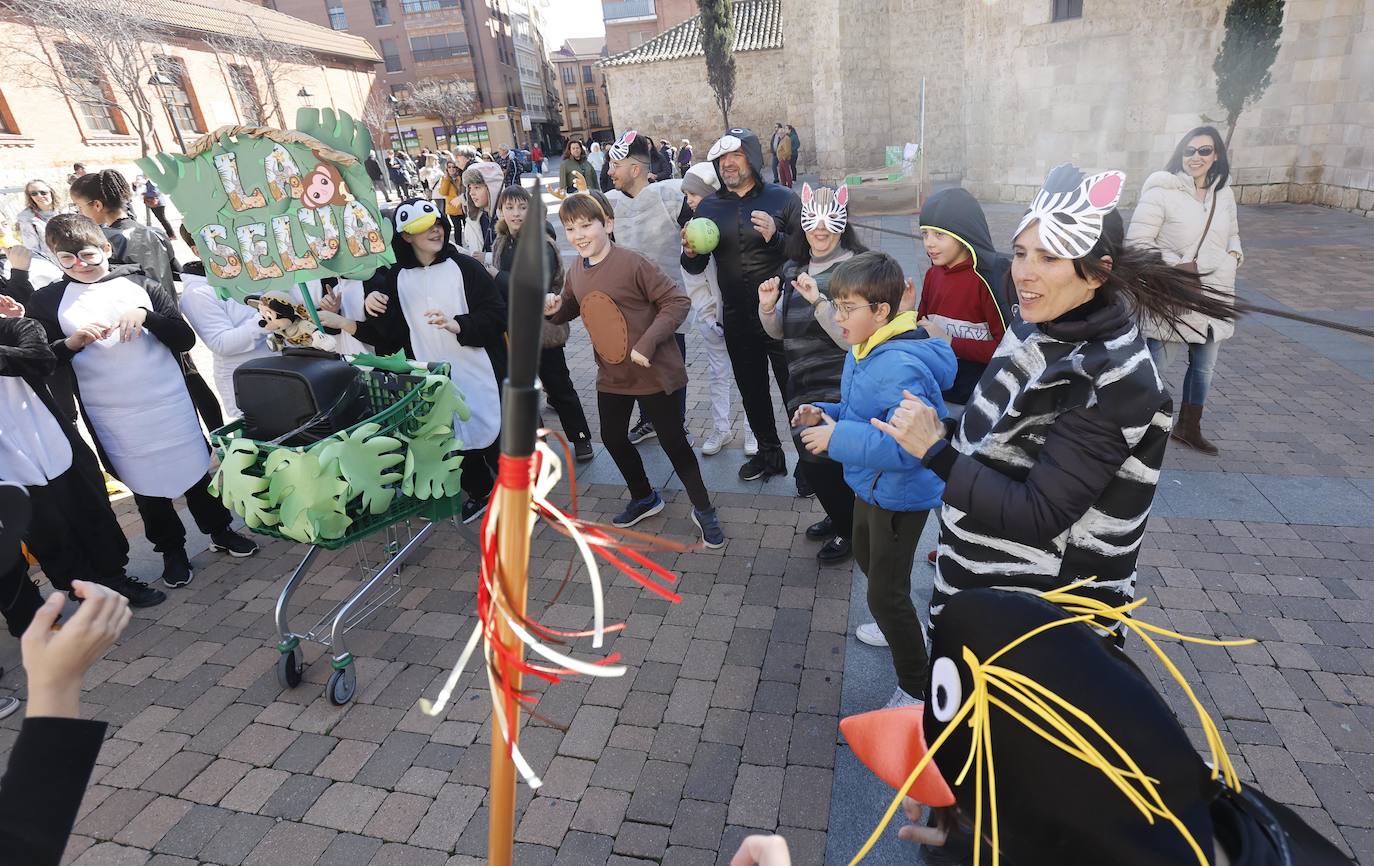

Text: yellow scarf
xmin=852 ymin=310 xmax=920 ymax=360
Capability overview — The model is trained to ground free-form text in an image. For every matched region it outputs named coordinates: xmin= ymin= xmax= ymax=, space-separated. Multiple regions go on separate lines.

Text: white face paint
xmin=1013 ymin=164 xmax=1126 ymax=260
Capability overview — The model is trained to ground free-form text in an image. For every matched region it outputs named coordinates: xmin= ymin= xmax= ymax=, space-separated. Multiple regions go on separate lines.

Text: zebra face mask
xmin=1014 ymin=164 xmax=1125 ymax=259
xmin=800 ymin=183 xmax=849 ymax=234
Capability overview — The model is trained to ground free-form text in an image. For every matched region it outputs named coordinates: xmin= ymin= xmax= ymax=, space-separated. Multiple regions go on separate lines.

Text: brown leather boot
xmin=1170 ymin=403 xmax=1219 ymax=455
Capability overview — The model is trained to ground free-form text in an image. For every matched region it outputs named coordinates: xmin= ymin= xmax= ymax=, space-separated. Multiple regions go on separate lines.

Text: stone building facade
xmin=605 ymin=0 xmax=1373 ymax=215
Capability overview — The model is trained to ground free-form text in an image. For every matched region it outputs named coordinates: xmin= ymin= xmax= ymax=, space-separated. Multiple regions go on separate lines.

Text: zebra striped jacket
xmin=923 ymin=292 xmax=1172 ymax=623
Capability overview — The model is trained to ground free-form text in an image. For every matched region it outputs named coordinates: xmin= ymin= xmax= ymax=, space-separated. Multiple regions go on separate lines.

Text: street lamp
xmin=297 ymin=87 xmax=314 ymax=107
xmin=387 ymin=94 xmax=410 ymax=156
xmin=148 ymin=71 xmax=188 ymax=153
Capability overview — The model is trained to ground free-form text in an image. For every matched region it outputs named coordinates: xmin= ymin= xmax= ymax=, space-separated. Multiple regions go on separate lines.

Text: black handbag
xmin=233 ymin=349 xmax=370 ymax=445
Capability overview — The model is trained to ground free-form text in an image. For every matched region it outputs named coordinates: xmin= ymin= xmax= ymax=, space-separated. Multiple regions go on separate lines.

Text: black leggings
xmin=800 ymin=457 xmax=854 ymax=540
xmin=459 ymin=441 xmax=501 ymax=504
xmin=540 ymin=347 xmax=591 ymax=441
xmin=599 ymin=390 xmax=710 ymax=511
xmin=635 ymin=333 xmax=687 ymax=425
xmin=133 ymin=472 xmax=233 ymax=553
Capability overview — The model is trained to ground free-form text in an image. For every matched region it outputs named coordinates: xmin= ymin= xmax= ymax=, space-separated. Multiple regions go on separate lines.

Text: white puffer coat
xmin=1125 ymin=171 xmax=1243 ymax=343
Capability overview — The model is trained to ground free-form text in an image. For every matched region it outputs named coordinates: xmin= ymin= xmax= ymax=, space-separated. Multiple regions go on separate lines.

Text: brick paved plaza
xmin=3 ymin=187 xmax=1373 ymax=865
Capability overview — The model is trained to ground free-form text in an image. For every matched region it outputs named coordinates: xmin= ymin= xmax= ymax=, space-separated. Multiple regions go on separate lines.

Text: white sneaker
xmin=744 ymin=432 xmax=759 ymax=457
xmin=856 ymin=622 xmax=888 ymax=647
xmin=702 ymin=428 xmax=733 ymax=455
xmin=885 ymin=687 xmax=921 ymax=709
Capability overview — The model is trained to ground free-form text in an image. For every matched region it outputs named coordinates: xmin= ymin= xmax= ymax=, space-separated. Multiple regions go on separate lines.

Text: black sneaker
xmin=817 ymin=536 xmax=852 ymax=564
xmin=692 ymin=506 xmax=725 ymax=549
xmin=627 ymin=419 xmax=656 ymax=444
xmin=612 ymin=491 xmax=664 ymax=528
xmin=461 ymin=496 xmax=489 ymax=524
xmin=161 ymin=549 xmax=194 ymax=588
xmin=209 ymin=529 xmax=259 ymax=558
xmin=739 ymin=450 xmax=786 ymax=481
xmin=795 ymin=473 xmax=814 ymax=498
xmin=107 ymin=575 xmax=167 ymax=608
xmin=805 ymin=517 xmax=833 ymax=540
xmin=573 ymin=438 xmax=595 ymax=463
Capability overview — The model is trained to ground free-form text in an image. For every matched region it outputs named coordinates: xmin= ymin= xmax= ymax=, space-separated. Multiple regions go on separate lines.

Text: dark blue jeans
xmin=1148 ymin=337 xmax=1219 ymax=406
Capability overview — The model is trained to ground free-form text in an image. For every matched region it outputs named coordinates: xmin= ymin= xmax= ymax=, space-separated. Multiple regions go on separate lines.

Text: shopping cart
xmin=211 ymin=360 xmax=475 ymax=705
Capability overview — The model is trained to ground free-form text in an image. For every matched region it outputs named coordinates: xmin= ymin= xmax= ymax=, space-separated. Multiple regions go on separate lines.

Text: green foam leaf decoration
xmin=349 ymin=350 xmax=419 ymax=374
xmin=210 ymin=440 xmax=278 ymax=529
xmin=316 ymin=422 xmax=405 ymax=515
xmin=402 ymin=428 xmax=464 ymax=500
xmin=414 ymin=375 xmax=471 ymax=431
xmin=264 ymin=448 xmax=352 ymax=543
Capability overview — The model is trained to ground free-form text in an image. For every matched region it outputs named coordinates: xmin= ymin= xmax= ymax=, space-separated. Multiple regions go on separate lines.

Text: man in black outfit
xmin=681 ymin=128 xmax=800 ymax=482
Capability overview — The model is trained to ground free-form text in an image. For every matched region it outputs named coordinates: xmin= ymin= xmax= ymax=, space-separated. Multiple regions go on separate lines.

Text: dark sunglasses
xmin=1183 ymin=145 xmax=1216 ymax=157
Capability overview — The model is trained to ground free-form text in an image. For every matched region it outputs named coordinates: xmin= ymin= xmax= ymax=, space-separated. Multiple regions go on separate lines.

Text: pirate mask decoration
xmin=800 ymin=183 xmax=849 ymax=234
xmin=1014 ymin=163 xmax=1125 ymax=259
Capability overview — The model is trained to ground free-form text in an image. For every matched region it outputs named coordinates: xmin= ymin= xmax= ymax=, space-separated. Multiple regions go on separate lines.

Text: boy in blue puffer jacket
xmin=793 ymin=251 xmax=955 ymax=706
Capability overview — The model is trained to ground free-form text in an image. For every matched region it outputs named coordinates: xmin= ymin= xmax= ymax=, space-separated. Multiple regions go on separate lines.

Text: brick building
xmin=601 ymin=0 xmax=698 ymax=56
xmin=265 ymin=0 xmax=527 ymax=154
xmin=553 ymin=37 xmax=615 ymax=147
xmin=509 ymin=0 xmax=563 ymax=150
xmin=0 ymin=0 xmax=377 ymax=206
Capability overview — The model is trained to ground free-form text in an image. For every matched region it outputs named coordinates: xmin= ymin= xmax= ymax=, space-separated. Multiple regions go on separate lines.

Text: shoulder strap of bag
xmin=1191 ymin=194 xmax=1219 ymax=264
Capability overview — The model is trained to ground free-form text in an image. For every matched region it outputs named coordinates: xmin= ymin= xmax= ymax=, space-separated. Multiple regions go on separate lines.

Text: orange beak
xmin=839 ymin=705 xmax=956 ymax=807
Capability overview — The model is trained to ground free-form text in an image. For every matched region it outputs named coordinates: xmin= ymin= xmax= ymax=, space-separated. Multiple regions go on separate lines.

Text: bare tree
xmin=359 ymin=85 xmax=396 ymax=151
xmin=2 ymin=0 xmax=168 ymax=156
xmin=206 ymin=24 xmax=317 ymax=126
xmin=404 ymin=79 xmax=479 ymax=147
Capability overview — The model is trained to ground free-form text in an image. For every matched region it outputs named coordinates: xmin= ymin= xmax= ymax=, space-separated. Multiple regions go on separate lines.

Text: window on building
xmin=561 ymin=66 xmax=575 ymax=85
xmin=379 ymin=38 xmax=403 ymax=71
xmin=584 ymin=87 xmax=596 ymax=105
xmin=228 ymin=64 xmax=264 ymax=125
xmin=409 ymin=32 xmax=469 ymax=62
xmin=1051 ymin=0 xmax=1082 ymax=20
xmin=564 ymin=89 xmax=577 ymax=106
xmin=371 ymin=0 xmax=391 ymax=24
xmin=153 ymin=55 xmax=203 ymax=135
xmin=401 ymin=0 xmax=458 ymax=11
xmin=628 ymin=29 xmax=652 ymax=48
xmin=390 ymin=82 xmax=411 ymax=100
xmin=581 ymin=64 xmax=593 ymax=83
xmin=56 ymin=44 xmax=122 ymax=133
xmin=588 ymin=109 xmax=600 ymax=128
xmin=324 ymin=0 xmax=347 ymax=28
xmin=569 ymin=110 xmax=581 ymax=129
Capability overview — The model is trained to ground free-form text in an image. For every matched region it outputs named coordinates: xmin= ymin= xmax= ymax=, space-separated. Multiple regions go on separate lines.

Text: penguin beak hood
xmin=401 ymin=212 xmax=438 ymax=235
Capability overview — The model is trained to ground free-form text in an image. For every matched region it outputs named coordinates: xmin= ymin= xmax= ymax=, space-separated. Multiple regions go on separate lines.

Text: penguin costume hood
xmin=841 ymin=586 xmax=1356 ymax=866
xmin=391 ymin=198 xmax=459 ymax=269
xmin=919 ymin=187 xmax=1014 ymax=330
xmin=706 ymin=127 xmax=767 ymax=188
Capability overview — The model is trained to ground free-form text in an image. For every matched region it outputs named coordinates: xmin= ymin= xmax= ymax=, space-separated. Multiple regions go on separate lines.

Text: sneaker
xmin=805 ymin=517 xmax=833 ymax=540
xmin=701 ymin=428 xmax=732 ymax=455
xmin=209 ymin=529 xmax=258 ymax=558
xmin=0 ymin=696 xmax=19 ymax=721
xmin=856 ymin=622 xmax=888 ymax=647
xmin=738 ymin=450 xmax=786 ymax=482
xmin=461 ymin=496 xmax=489 ymax=524
xmin=613 ymin=491 xmax=664 ymax=528
xmin=107 ymin=576 xmax=167 ymax=608
xmin=817 ymin=536 xmax=852 ymax=564
xmin=573 ymin=438 xmax=595 ymax=463
xmin=885 ymin=686 xmax=922 ymax=708
xmin=744 ymin=432 xmax=759 ymax=457
xmin=627 ymin=419 xmax=657 ymax=444
xmin=927 ymin=549 xmax=938 ymax=564
xmin=161 ymin=549 xmax=194 ymax=589
xmin=692 ymin=506 xmax=726 ymax=549
xmin=795 ymin=473 xmax=814 ymax=498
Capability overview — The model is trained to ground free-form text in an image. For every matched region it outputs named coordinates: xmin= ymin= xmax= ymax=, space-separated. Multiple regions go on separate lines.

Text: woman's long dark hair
xmin=563 ymin=139 xmax=585 ymax=160
xmin=1164 ymin=126 xmax=1230 ymax=190
xmin=1043 ymin=209 xmax=1236 ymax=330
xmin=785 ymin=220 xmax=868 ymax=267
xmin=70 ymin=169 xmax=131 ymax=213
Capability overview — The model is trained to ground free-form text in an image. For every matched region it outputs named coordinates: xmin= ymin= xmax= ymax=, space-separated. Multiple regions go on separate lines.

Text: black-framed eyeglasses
xmin=1183 ymin=145 xmax=1215 ymax=157
xmin=833 ymin=301 xmax=880 ymax=319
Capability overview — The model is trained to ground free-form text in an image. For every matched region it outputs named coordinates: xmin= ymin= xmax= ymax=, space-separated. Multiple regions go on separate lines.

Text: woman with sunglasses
xmin=1125 ymin=126 xmax=1242 ymax=455
xmin=17 ymin=181 xmax=65 ymax=265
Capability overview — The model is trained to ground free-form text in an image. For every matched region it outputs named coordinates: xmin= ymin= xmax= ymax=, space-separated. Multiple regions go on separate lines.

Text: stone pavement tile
xmin=153 ymin=804 xmax=231 ymax=857
xmin=613 ymin=822 xmax=670 ymax=859
xmin=665 ymin=679 xmax=715 ymax=726
xmin=1306 ymin=701 xmax=1374 ymax=753
xmin=515 ymin=796 xmax=578 ymax=848
xmin=315 ymin=832 xmax=382 ymax=866
xmin=198 ymin=811 xmax=275 ymax=865
xmin=395 ymin=766 xmax=449 ymax=797
xmin=619 ymin=691 xmax=669 ymax=727
xmin=650 ymin=724 xmax=702 ymax=765
xmin=69 ymin=842 xmax=150 ymax=866
xmin=788 ymin=714 xmax=838 ymax=768
xmin=180 ymin=759 xmax=251 ymax=806
xmin=779 ymin=765 xmax=833 ymax=831
xmin=537 ymin=756 xmax=596 ymax=802
xmin=77 ymin=788 xmax=157 ymax=841
xmin=316 ymin=739 xmax=380 ymax=782
xmin=354 ymin=731 xmax=429 ymax=788
xmin=1299 ymin=763 xmax=1374 ymax=829
xmin=259 ymin=775 xmax=333 ymax=821
xmin=626 ymin=759 xmax=689 ymax=825
xmin=1241 ymin=744 xmax=1322 ymax=807
xmin=552 ymin=830 xmax=615 ymax=866
xmin=142 ymin=751 xmax=214 ymax=797
xmin=371 ymin=842 xmax=449 ymax=865
xmin=103 ymin=731 xmax=191 ymax=789
xmin=728 ymin=764 xmax=785 ymax=828
xmin=661 ymin=847 xmax=717 ymax=866
xmin=668 ymin=799 xmax=726 ymax=850
xmin=272 ymin=732 xmax=338 ymax=774
xmin=114 ymin=705 xmax=181 ymax=743
xmin=1264 ymin=709 xmax=1342 ymax=764
xmin=113 ymin=796 xmax=194 ymax=849
xmin=685 ymin=742 xmax=741 ymax=804
xmin=742 ymin=713 xmax=792 ymax=766
xmin=775 ymin=826 xmax=827 ymax=866
xmin=219 ymin=767 xmax=290 ymax=813
xmin=702 ymin=708 xmax=749 ymax=746
xmin=60 ymin=834 xmax=96 ymax=864
xmin=186 ymin=704 xmax=260 ymax=756
xmin=559 ymin=705 xmax=619 ymax=760
xmin=711 ymin=665 xmax=760 ymax=712
xmin=242 ymin=821 xmax=336 ymax=866
xmin=408 ymin=783 xmax=483 ymax=851
xmin=221 ymin=722 xmax=300 ymax=767
xmin=302 ymin=781 xmax=388 ymax=832
xmin=570 ymin=787 xmax=630 ymax=836
xmin=330 ymin=705 xmax=408 ymax=744
xmin=363 ymin=791 xmax=433 ymax=843
xmin=590 ymin=747 xmax=646 ymax=793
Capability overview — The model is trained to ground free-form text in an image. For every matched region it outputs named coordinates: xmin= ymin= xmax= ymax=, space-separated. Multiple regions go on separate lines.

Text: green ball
xmin=685 ymin=217 xmax=720 ymax=254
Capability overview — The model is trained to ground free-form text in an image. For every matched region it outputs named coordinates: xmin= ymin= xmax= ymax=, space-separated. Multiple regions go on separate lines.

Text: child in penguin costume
xmin=329 ymin=198 xmax=506 ymax=524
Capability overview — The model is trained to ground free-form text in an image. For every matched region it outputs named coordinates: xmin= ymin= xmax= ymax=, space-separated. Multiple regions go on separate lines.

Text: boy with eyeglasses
xmin=792 ymin=251 xmax=955 ymax=708
xmin=27 ymin=214 xmax=257 ymax=591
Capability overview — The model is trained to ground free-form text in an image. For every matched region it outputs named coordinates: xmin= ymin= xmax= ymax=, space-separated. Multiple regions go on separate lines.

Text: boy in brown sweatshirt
xmin=545 ymin=193 xmax=724 ymax=548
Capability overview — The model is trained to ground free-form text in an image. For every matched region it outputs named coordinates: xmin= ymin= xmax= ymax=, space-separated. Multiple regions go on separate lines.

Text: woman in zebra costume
xmin=874 ymin=164 xmax=1234 ymax=628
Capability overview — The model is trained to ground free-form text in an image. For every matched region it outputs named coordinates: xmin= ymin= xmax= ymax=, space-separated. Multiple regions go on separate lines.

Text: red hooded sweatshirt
xmin=918 ymin=257 xmax=1005 ymax=366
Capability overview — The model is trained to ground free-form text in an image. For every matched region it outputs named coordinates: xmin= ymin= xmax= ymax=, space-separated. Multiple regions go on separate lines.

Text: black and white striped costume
xmin=924 ymin=292 xmax=1172 ymax=623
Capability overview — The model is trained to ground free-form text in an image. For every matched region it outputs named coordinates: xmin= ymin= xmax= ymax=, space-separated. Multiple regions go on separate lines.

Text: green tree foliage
xmin=697 ymin=0 xmax=737 ymax=128
xmin=1212 ymin=0 xmax=1285 ymax=146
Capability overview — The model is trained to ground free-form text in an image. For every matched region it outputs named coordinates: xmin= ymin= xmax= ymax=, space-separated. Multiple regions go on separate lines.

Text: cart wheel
xmin=276 ymin=649 xmax=303 ymax=689
xmin=327 ymin=666 xmax=357 ymax=705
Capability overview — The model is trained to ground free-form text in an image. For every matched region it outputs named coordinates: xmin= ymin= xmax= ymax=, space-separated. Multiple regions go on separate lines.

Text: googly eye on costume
xmin=1014 ymin=163 xmax=1125 ymax=260
xmin=929 ymin=656 xmax=961 ymax=722
xmin=707 ymin=134 xmax=743 ymax=162
xmin=395 ymin=199 xmax=440 ymax=235
xmin=800 ymin=182 xmax=850 ymax=234
xmin=608 ymin=130 xmax=637 ymax=162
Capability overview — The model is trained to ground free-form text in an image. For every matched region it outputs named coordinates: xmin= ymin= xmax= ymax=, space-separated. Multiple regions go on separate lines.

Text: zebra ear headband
xmin=608 ymin=130 xmax=637 ymax=161
xmin=800 ymin=183 xmax=849 ymax=234
xmin=1014 ymin=164 xmax=1125 ymax=259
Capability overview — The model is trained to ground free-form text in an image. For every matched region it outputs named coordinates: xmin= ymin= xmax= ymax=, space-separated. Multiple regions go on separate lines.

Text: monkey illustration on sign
xmin=302 ymin=163 xmax=350 ymax=209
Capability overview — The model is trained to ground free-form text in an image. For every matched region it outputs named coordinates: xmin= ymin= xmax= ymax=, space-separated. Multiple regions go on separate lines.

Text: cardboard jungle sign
xmin=136 ymin=108 xmax=394 ymax=299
